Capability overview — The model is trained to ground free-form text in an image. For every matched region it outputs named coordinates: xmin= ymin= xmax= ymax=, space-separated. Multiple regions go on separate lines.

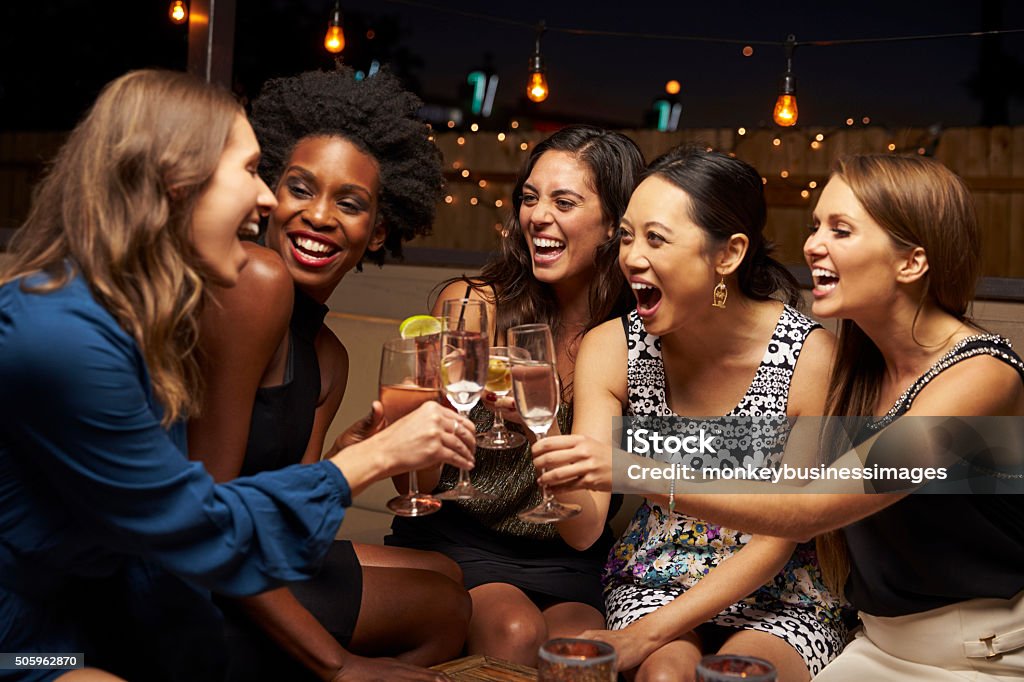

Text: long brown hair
xmin=0 ymin=69 xmax=243 ymax=425
xmin=815 ymin=154 xmax=980 ymax=593
xmin=454 ymin=125 xmax=643 ymax=396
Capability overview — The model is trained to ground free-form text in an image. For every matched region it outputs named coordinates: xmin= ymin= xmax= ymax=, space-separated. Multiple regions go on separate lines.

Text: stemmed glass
xmin=476 ymin=346 xmax=528 ymax=449
xmin=508 ymin=323 xmax=582 ymax=523
xmin=380 ymin=336 xmax=443 ymax=516
xmin=435 ymin=299 xmax=495 ymax=501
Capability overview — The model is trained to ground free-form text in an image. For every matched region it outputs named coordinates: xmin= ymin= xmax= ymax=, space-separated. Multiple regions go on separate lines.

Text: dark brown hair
xmin=455 ymin=125 xmax=644 ymax=393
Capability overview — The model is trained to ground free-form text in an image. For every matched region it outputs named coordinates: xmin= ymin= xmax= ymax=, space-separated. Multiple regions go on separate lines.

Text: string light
xmin=808 ymin=181 xmax=818 ymax=189
xmin=742 ymin=45 xmax=754 ymax=57
xmin=470 ymin=123 xmax=479 ymax=132
xmin=772 ymin=137 xmax=781 ymax=146
xmin=497 ymin=132 xmax=506 ymax=141
xmin=478 ymin=180 xmax=487 ymax=188
xmin=526 ymin=21 xmax=549 ymax=103
xmin=168 ymin=0 xmax=187 ymax=24
xmin=772 ymin=35 xmax=798 ymax=127
xmin=511 ymin=120 xmax=520 ymax=129
xmin=737 ymin=127 xmax=746 ymax=136
xmin=324 ymin=2 xmax=345 ymax=54
xmin=461 ymin=169 xmax=470 ymax=178
xmin=520 ymin=142 xmax=529 ymax=150
xmin=665 ymin=80 xmax=681 ymax=95
xmin=457 ymin=136 xmax=466 ymax=145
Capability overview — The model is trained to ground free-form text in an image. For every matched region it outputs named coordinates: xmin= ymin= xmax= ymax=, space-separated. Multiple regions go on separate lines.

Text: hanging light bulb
xmin=324 ymin=2 xmax=345 ymax=54
xmin=526 ymin=22 xmax=549 ymax=103
xmin=168 ymin=0 xmax=188 ymax=24
xmin=772 ymin=35 xmax=798 ymax=127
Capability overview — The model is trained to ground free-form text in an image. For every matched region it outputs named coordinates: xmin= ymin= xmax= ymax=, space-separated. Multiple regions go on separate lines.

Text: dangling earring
xmin=712 ymin=275 xmax=728 ymax=309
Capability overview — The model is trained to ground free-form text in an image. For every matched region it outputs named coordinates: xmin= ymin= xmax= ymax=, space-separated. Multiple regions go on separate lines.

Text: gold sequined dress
xmin=386 ymin=401 xmax=619 ymax=611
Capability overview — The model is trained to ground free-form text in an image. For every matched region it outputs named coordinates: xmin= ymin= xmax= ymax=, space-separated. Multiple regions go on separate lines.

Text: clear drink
xmin=441 ymin=330 xmax=489 ymax=412
xmin=511 ymin=362 xmax=559 ymax=437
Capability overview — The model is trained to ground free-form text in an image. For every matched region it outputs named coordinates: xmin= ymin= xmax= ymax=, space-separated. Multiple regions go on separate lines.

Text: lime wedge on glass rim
xmin=399 ymin=315 xmax=443 ymax=339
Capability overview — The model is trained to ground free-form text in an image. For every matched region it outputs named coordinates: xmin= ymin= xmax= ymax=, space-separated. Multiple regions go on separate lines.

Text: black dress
xmin=220 ymin=287 xmax=362 ymax=681
xmin=844 ymin=334 xmax=1024 ymax=617
xmin=387 ymin=401 xmax=620 ymax=612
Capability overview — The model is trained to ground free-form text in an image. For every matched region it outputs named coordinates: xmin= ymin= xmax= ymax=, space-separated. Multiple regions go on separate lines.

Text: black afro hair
xmin=250 ymin=67 xmax=443 ymax=265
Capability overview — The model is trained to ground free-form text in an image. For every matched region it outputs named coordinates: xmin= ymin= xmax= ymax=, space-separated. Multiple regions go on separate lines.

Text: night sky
xmin=3 ymin=0 xmax=1024 ymax=131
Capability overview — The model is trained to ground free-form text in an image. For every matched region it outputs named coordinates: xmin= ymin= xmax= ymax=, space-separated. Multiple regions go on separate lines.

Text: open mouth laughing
xmin=811 ymin=267 xmax=839 ymax=295
xmin=288 ymin=232 xmax=343 ymax=267
xmin=532 ymin=236 xmax=565 ymax=264
xmin=631 ymin=281 xmax=662 ymax=316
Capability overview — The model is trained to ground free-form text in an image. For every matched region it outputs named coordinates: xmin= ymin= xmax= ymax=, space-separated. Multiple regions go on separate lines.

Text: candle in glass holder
xmin=696 ymin=654 xmax=776 ymax=681
xmin=537 ymin=638 xmax=616 ymax=682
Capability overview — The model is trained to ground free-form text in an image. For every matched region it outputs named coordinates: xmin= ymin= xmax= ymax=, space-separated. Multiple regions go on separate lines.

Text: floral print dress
xmin=603 ymin=306 xmax=845 ymax=676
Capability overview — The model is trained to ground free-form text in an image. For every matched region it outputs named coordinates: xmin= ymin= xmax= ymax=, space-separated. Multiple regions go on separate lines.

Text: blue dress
xmin=0 ymin=273 xmax=351 ymax=681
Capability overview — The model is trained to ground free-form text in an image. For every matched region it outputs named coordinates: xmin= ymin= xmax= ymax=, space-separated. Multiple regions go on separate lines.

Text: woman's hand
xmin=329 ymin=654 xmax=449 ymax=681
xmin=331 ymin=402 xmax=475 ymax=496
xmin=326 ymin=401 xmax=386 ymax=456
xmin=481 ymin=392 xmax=520 ymax=423
xmin=575 ymin=627 xmax=660 ymax=673
xmin=532 ymin=434 xmax=614 ymax=492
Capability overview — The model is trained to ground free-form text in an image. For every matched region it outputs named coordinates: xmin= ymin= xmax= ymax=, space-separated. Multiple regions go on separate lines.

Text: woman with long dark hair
xmin=532 ymin=146 xmax=844 ymax=681
xmin=535 ymin=154 xmax=1024 ymax=680
xmin=386 ymin=125 xmax=644 ymax=665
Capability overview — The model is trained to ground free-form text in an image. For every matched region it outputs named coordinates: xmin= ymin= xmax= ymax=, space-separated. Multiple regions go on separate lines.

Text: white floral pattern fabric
xmin=604 ymin=307 xmax=845 ymax=676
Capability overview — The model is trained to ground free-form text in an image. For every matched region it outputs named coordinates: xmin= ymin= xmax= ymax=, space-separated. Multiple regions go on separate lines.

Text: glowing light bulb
xmin=527 ymin=71 xmax=548 ymax=103
xmin=324 ymin=4 xmax=345 ymax=54
xmin=169 ymin=0 xmax=187 ymax=24
xmin=527 ymin=24 xmax=549 ymax=103
xmin=772 ymin=35 xmax=798 ymax=127
xmin=773 ymin=94 xmax=798 ymax=127
xmin=665 ymin=80 xmax=681 ymax=95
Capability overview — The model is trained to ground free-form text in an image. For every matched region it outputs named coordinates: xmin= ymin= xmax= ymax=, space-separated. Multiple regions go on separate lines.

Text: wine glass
xmin=380 ymin=336 xmax=443 ymax=516
xmin=476 ymin=346 xmax=528 ymax=449
xmin=508 ymin=323 xmax=581 ymax=523
xmin=435 ymin=299 xmax=494 ymax=501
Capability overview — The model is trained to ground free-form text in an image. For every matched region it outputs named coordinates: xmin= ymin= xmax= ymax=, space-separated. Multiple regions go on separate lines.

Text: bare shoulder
xmin=577 ymin=318 xmax=629 ymax=400
xmin=206 ymin=244 xmax=292 ymax=327
xmin=911 ymin=353 xmax=1024 ymax=416
xmin=789 ymin=326 xmax=836 ymax=416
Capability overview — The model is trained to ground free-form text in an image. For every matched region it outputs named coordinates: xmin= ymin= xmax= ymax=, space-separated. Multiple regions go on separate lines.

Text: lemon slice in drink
xmin=399 ymin=315 xmax=442 ymax=339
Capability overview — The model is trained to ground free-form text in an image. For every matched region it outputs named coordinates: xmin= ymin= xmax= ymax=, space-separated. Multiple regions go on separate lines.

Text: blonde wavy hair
xmin=0 ymin=69 xmax=243 ymax=425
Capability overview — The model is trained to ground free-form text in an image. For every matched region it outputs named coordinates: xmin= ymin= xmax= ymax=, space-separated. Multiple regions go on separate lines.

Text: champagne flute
xmin=476 ymin=346 xmax=528 ymax=449
xmin=508 ymin=323 xmax=581 ymax=523
xmin=380 ymin=336 xmax=443 ymax=516
xmin=435 ymin=299 xmax=494 ymax=501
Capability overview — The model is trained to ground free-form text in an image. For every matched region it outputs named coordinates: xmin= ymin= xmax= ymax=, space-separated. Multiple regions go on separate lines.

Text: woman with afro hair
xmin=188 ymin=68 xmax=468 ymax=681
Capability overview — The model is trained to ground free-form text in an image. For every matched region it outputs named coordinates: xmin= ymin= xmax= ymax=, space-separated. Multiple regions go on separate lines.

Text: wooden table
xmin=432 ymin=655 xmax=537 ymax=681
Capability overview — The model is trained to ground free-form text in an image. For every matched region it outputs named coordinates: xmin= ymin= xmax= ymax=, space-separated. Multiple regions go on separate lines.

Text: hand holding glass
xmin=436 ymin=299 xmax=493 ymax=500
xmin=477 ymin=346 xmax=528 ymax=449
xmin=379 ymin=336 xmax=443 ymax=516
xmin=508 ymin=323 xmax=581 ymax=523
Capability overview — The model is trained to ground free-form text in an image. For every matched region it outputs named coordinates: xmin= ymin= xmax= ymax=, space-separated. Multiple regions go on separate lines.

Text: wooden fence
xmin=2 ymin=127 xmax=1023 ymax=278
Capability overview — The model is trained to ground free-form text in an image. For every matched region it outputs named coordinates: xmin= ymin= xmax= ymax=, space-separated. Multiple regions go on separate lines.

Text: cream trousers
xmin=816 ymin=591 xmax=1024 ymax=681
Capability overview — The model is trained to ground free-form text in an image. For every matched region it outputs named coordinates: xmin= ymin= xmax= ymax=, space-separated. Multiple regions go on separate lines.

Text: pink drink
xmin=380 ymin=384 xmax=439 ymax=424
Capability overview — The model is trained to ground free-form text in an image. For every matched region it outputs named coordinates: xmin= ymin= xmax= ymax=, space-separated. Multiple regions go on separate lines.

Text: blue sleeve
xmin=0 ymin=288 xmax=349 ymax=597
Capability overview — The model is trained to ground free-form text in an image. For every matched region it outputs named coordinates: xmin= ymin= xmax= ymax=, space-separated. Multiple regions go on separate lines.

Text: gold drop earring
xmin=712 ymin=275 xmax=728 ymax=309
